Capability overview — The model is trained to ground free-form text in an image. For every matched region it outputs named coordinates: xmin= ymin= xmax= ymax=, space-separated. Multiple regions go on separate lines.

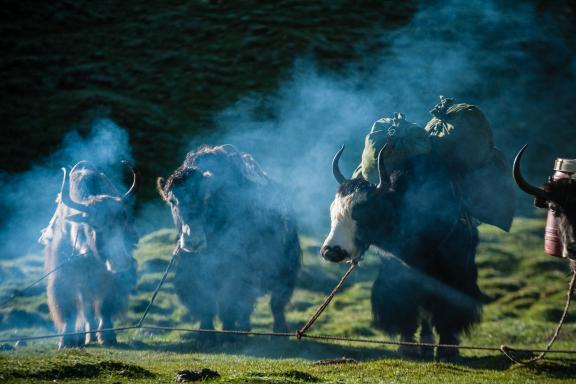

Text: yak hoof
xmin=273 ymin=323 xmax=288 ymax=334
xmin=97 ymin=331 xmax=117 ymax=346
xmin=419 ymin=334 xmax=435 ymax=360
xmin=398 ymin=344 xmax=420 ymax=359
xmin=436 ymin=346 xmax=460 ymax=361
xmin=58 ymin=335 xmax=83 ymax=350
xmin=183 ymin=331 xmax=217 ymax=346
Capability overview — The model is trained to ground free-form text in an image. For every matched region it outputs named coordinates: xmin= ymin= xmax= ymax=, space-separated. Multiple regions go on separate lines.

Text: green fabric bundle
xmin=425 ymin=96 xmax=494 ymax=172
xmin=423 ymin=96 xmax=515 ymax=231
xmin=352 ymin=97 xmax=515 ymax=232
xmin=352 ymin=113 xmax=431 ymax=184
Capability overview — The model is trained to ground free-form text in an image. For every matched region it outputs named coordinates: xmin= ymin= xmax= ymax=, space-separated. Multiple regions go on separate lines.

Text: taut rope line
xmin=1 ymin=248 xmax=576 ymax=363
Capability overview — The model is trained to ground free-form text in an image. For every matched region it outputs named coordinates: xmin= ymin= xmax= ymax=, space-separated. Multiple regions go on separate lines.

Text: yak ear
xmin=157 ymin=177 xmax=168 ymax=201
xmin=66 ymin=213 xmax=89 ymax=223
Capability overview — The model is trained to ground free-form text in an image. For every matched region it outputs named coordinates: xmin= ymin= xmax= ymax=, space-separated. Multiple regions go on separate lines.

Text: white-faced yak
xmin=39 ymin=161 xmax=138 ymax=349
xmin=157 ymin=145 xmax=301 ymax=333
xmin=321 ymin=146 xmax=482 ymax=359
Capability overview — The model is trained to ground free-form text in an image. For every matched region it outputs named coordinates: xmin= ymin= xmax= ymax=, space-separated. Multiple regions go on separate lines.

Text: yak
xmin=321 ymin=146 xmax=482 ymax=359
xmin=39 ymin=161 xmax=138 ymax=349
xmin=514 ymin=145 xmax=576 ymax=262
xmin=157 ymin=144 xmax=301 ymax=333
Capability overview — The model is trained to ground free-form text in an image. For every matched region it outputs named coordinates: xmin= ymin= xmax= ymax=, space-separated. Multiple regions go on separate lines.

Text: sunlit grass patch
xmin=1 ymin=216 xmax=576 ymax=382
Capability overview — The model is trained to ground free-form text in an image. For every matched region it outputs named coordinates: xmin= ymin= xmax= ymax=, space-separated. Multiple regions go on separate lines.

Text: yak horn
xmin=60 ymin=168 xmax=90 ymax=213
xmin=332 ymin=145 xmax=347 ymax=185
xmin=376 ymin=144 xmax=390 ymax=190
xmin=513 ymin=144 xmax=551 ymax=201
xmin=121 ymin=160 xmax=138 ymax=200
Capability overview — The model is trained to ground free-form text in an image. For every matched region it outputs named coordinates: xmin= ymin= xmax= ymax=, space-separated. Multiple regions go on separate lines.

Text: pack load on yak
xmin=352 ymin=112 xmax=431 ymax=182
xmin=353 ymin=96 xmax=515 ymax=231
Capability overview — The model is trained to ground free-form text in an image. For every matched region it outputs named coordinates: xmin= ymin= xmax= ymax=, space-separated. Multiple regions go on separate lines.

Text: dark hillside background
xmin=0 ymin=0 xmax=414 ymax=198
xmin=0 ymin=0 xmax=575 ymax=258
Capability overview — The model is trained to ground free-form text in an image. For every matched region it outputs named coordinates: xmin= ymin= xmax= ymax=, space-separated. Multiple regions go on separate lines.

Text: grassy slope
xmin=1 ymin=217 xmax=576 ymax=382
xmin=0 ymin=0 xmax=414 ymax=200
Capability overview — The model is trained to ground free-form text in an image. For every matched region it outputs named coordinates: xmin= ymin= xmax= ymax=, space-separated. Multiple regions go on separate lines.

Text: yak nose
xmin=179 ymin=224 xmax=207 ymax=253
xmin=321 ymin=245 xmax=349 ymax=263
xmin=180 ymin=233 xmax=207 ymax=253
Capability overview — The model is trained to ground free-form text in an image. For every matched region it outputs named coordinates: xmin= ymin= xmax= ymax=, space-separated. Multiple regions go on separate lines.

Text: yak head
xmin=157 ymin=167 xmax=214 ymax=253
xmin=514 ymin=145 xmax=576 ymax=259
xmin=157 ymin=147 xmax=247 ymax=253
xmin=321 ymin=145 xmax=401 ymax=263
xmin=60 ymin=161 xmax=138 ymax=272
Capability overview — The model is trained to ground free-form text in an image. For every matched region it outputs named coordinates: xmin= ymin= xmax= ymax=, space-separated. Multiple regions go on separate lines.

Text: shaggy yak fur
xmin=322 ymin=147 xmax=482 ymax=359
xmin=39 ymin=161 xmax=138 ymax=349
xmin=157 ymin=145 xmax=301 ymax=333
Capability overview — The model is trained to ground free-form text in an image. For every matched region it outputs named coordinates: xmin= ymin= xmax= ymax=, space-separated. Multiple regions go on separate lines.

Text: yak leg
xmin=47 ymin=278 xmax=81 ymax=349
xmin=419 ymin=318 xmax=434 ymax=360
xmin=173 ymin=259 xmax=216 ymax=333
xmin=398 ymin=330 xmax=420 ymax=358
xmin=270 ymin=287 xmax=292 ymax=333
xmin=220 ymin=304 xmax=239 ymax=331
xmin=432 ymin=229 xmax=481 ymax=360
xmin=219 ymin=277 xmax=253 ymax=331
xmin=83 ymin=301 xmax=99 ymax=345
xmin=437 ymin=332 xmax=460 ymax=359
xmin=97 ymin=315 xmax=117 ymax=346
xmin=236 ymin=292 xmax=259 ymax=331
xmin=96 ymin=299 xmax=117 ymax=346
xmin=371 ymin=257 xmax=421 ymax=358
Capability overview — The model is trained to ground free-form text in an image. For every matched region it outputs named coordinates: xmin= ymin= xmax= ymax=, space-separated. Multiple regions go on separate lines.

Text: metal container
xmin=545 ymin=158 xmax=576 ymax=257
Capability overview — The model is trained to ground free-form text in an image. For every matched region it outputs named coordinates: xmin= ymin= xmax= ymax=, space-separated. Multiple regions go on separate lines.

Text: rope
xmin=0 ymin=234 xmax=79 ymax=309
xmin=2 ymin=243 xmax=576 ymax=364
xmin=136 ymin=244 xmax=180 ymax=327
xmin=296 ymin=258 xmax=359 ymax=339
xmin=500 ymin=270 xmax=576 ymax=365
xmin=3 ymin=323 xmax=576 ymax=357
xmin=0 ymin=326 xmax=140 ymax=344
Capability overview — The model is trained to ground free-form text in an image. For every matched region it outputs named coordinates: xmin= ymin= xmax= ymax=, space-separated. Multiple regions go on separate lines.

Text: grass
xmin=1 ymin=217 xmax=576 ymax=382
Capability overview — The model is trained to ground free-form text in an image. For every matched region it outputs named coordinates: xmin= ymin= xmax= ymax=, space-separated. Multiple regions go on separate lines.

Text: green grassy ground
xmin=1 ymin=217 xmax=576 ymax=383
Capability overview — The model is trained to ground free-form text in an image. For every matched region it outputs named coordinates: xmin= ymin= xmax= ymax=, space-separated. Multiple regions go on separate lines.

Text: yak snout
xmin=321 ymin=245 xmax=349 ymax=263
xmin=179 ymin=223 xmax=207 ymax=253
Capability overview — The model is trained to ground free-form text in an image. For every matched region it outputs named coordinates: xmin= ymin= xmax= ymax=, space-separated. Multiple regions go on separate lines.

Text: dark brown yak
xmin=39 ymin=161 xmax=138 ymax=349
xmin=513 ymin=145 xmax=576 ymax=262
xmin=157 ymin=145 xmax=301 ymax=333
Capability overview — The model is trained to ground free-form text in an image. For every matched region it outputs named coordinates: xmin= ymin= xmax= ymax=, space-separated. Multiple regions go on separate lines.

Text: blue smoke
xmin=0 ymin=118 xmax=133 ymax=262
xmin=197 ymin=0 xmax=574 ymax=233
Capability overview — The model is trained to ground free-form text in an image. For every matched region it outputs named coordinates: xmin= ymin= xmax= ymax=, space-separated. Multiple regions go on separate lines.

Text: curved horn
xmin=513 ymin=144 xmax=551 ymax=201
xmin=60 ymin=167 xmax=90 ymax=213
xmin=157 ymin=177 xmax=168 ymax=201
xmin=376 ymin=144 xmax=390 ymax=190
xmin=332 ymin=145 xmax=347 ymax=185
xmin=121 ymin=160 xmax=138 ymax=200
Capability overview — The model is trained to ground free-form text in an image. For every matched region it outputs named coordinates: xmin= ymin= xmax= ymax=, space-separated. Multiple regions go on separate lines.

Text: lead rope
xmin=136 ymin=243 xmax=180 ymax=327
xmin=500 ymin=269 xmax=576 ymax=365
xmin=297 ymin=257 xmax=360 ymax=339
xmin=0 ymin=233 xmax=79 ymax=309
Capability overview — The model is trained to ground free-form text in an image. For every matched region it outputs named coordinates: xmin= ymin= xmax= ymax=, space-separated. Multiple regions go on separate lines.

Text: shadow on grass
xmin=514 ymin=360 xmax=576 ymax=378
xmin=120 ymin=336 xmax=396 ymax=361
xmin=112 ymin=335 xmax=540 ymax=372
